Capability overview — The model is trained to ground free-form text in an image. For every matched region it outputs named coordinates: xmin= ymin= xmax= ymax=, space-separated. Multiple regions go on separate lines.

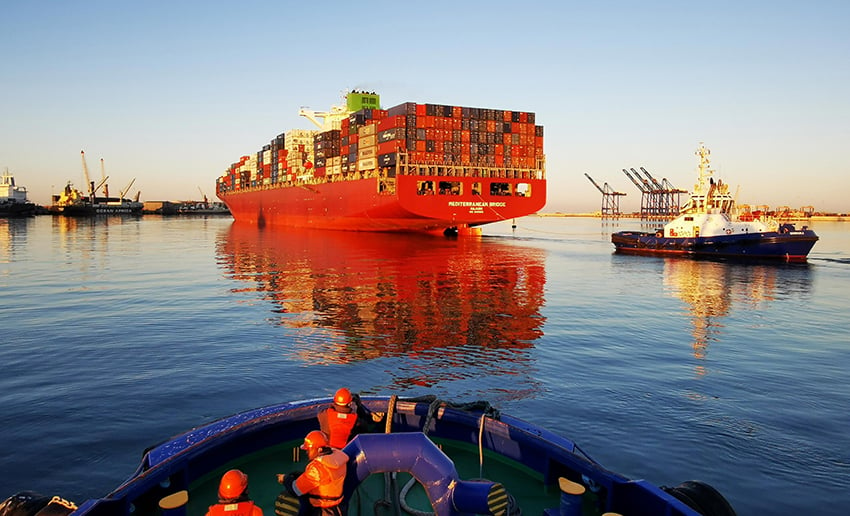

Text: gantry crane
xmin=584 ymin=173 xmax=626 ymax=217
xmin=622 ymin=166 xmax=687 ymax=220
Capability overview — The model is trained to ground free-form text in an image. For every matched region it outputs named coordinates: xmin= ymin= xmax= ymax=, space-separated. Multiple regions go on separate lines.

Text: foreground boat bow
xmin=3 ymin=395 xmax=736 ymax=516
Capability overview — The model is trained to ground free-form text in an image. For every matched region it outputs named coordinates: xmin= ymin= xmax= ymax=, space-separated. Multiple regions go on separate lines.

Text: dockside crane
xmin=639 ymin=167 xmax=687 ymax=218
xmin=198 ymin=186 xmax=209 ymax=208
xmin=119 ymin=178 xmax=136 ymax=201
xmin=81 ymin=150 xmax=107 ymax=202
xmin=100 ymin=158 xmax=109 ymax=198
xmin=584 ymin=173 xmax=626 ymax=217
xmin=623 ymin=168 xmax=651 ymax=218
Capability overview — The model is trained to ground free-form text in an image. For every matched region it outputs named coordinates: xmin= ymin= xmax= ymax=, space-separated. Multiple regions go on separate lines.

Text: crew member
xmin=318 ymin=388 xmax=360 ymax=449
xmin=318 ymin=388 xmax=385 ymax=449
xmin=206 ymin=469 xmax=263 ymax=516
xmin=277 ymin=430 xmax=348 ymax=516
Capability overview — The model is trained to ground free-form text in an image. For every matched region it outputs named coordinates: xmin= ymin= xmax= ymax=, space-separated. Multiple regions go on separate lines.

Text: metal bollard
xmin=557 ymin=477 xmax=586 ymax=516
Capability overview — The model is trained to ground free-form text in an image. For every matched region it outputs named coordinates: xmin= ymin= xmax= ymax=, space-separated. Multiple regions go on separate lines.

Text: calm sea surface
xmin=1 ymin=215 xmax=848 ymax=515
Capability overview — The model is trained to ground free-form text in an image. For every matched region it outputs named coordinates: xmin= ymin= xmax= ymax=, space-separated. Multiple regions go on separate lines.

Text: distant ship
xmin=50 ymin=152 xmax=143 ymax=216
xmin=0 ymin=168 xmax=36 ymax=217
xmin=216 ymin=91 xmax=546 ymax=235
xmin=611 ymin=143 xmax=819 ymax=262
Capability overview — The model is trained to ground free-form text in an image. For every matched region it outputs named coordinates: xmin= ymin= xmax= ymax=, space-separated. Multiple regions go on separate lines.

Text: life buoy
xmin=342 ymin=432 xmax=504 ymax=515
xmin=725 ymin=229 xmax=732 ymax=235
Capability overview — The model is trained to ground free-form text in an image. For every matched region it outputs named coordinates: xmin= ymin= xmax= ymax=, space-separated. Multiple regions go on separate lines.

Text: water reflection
xmin=0 ymin=218 xmax=30 ymax=267
xmin=662 ymin=258 xmax=813 ymax=370
xmin=217 ymin=224 xmax=547 ymax=387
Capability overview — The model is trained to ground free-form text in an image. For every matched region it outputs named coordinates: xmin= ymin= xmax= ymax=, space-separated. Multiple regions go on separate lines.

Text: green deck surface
xmin=176 ymin=438 xmax=565 ymax=516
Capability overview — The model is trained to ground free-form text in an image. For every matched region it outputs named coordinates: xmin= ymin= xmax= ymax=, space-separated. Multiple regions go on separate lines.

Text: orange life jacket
xmin=206 ymin=500 xmax=263 ymax=516
xmin=294 ymin=448 xmax=349 ymax=508
xmin=324 ymin=406 xmax=358 ymax=449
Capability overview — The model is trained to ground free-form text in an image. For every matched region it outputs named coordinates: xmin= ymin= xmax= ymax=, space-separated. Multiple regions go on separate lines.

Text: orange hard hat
xmin=219 ymin=469 xmax=248 ymax=500
xmin=301 ymin=430 xmax=329 ymax=451
xmin=334 ymin=387 xmax=352 ymax=406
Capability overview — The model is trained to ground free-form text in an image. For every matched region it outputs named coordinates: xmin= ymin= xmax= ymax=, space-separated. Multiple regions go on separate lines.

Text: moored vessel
xmin=50 ymin=152 xmax=143 ymax=216
xmin=0 ymin=168 xmax=36 ymax=217
xmin=612 ymin=144 xmax=819 ymax=262
xmin=216 ymin=91 xmax=546 ymax=235
xmin=0 ymin=394 xmax=736 ymax=516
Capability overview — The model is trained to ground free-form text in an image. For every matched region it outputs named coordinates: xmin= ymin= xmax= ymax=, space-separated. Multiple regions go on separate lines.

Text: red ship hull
xmin=220 ymin=174 xmax=546 ymax=233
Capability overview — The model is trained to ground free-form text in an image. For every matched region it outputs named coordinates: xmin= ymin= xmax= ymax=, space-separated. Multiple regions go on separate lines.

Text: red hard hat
xmin=334 ymin=387 xmax=352 ymax=406
xmin=301 ymin=430 xmax=329 ymax=451
xmin=219 ymin=469 xmax=248 ymax=500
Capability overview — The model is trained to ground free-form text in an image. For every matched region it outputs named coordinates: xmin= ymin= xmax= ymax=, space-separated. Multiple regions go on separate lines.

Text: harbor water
xmin=1 ymin=215 xmax=848 ymax=516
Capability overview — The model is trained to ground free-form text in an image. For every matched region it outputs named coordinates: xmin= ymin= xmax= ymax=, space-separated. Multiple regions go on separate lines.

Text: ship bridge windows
xmin=438 ymin=181 xmax=461 ymax=195
xmin=417 ymin=180 xmax=435 ymax=195
xmin=379 ymin=179 xmax=396 ymax=195
xmin=490 ymin=182 xmax=512 ymax=196
xmin=516 ymin=182 xmax=530 ymax=197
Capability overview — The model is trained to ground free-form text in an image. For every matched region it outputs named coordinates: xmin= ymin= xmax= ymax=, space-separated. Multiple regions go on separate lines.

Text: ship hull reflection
xmin=218 ymin=224 xmax=547 ymax=382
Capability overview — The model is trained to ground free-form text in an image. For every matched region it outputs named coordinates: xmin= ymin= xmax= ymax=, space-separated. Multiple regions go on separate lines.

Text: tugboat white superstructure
xmin=612 ymin=143 xmax=819 ymax=262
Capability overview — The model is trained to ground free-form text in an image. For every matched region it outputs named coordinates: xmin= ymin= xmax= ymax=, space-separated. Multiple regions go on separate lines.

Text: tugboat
xmin=612 ymin=143 xmax=819 ymax=262
xmin=0 ymin=394 xmax=737 ymax=516
xmin=0 ymin=168 xmax=36 ymax=217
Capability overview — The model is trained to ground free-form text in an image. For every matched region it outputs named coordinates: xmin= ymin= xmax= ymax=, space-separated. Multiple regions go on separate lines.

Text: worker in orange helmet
xmin=206 ymin=469 xmax=263 ymax=516
xmin=276 ymin=430 xmax=348 ymax=516
xmin=318 ymin=388 xmax=384 ymax=449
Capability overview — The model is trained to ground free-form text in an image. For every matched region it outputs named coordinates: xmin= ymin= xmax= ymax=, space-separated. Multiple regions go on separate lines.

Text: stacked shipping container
xmin=217 ymin=100 xmax=543 ymax=193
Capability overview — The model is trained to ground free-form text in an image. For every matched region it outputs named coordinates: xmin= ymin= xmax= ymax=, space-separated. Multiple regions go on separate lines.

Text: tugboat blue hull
xmin=612 ymin=228 xmax=819 ymax=262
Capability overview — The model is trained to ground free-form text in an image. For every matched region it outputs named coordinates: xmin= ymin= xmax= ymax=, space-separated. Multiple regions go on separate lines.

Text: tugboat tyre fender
xmin=662 ymin=480 xmax=737 ymax=516
xmin=0 ymin=492 xmax=76 ymax=516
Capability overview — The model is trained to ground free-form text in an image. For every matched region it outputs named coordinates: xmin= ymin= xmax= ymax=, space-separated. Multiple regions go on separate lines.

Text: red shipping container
xmin=415 ymin=104 xmax=426 ymax=116
xmin=377 ymin=140 xmax=399 ymax=155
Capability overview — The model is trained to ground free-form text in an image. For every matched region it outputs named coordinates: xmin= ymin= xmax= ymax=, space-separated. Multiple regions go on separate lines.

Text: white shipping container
xmin=359 ymin=134 xmax=377 ymax=148
xmin=358 ymin=147 xmax=376 ymax=160
xmin=357 ymin=157 xmax=377 ymax=171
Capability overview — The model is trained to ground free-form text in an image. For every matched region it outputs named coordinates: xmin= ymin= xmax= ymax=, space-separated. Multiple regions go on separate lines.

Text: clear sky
xmin=3 ymin=1 xmax=848 ymax=213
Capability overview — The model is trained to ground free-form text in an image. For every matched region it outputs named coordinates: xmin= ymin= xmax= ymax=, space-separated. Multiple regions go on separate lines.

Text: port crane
xmin=198 ymin=186 xmax=209 ymax=208
xmin=622 ymin=167 xmax=687 ymax=220
xmin=584 ymin=173 xmax=626 ymax=217
xmin=119 ymin=178 xmax=136 ymax=201
xmin=81 ymin=150 xmax=108 ymax=201
xmin=99 ymin=158 xmax=110 ymax=198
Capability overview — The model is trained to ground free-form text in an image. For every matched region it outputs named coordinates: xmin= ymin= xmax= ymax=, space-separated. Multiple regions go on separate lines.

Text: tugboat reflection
xmin=662 ymin=258 xmax=812 ymax=374
xmin=218 ymin=224 xmax=547 ymax=386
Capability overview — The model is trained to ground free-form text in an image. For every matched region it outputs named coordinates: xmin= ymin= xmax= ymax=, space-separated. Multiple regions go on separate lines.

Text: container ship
xmin=215 ymin=91 xmax=546 ymax=234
